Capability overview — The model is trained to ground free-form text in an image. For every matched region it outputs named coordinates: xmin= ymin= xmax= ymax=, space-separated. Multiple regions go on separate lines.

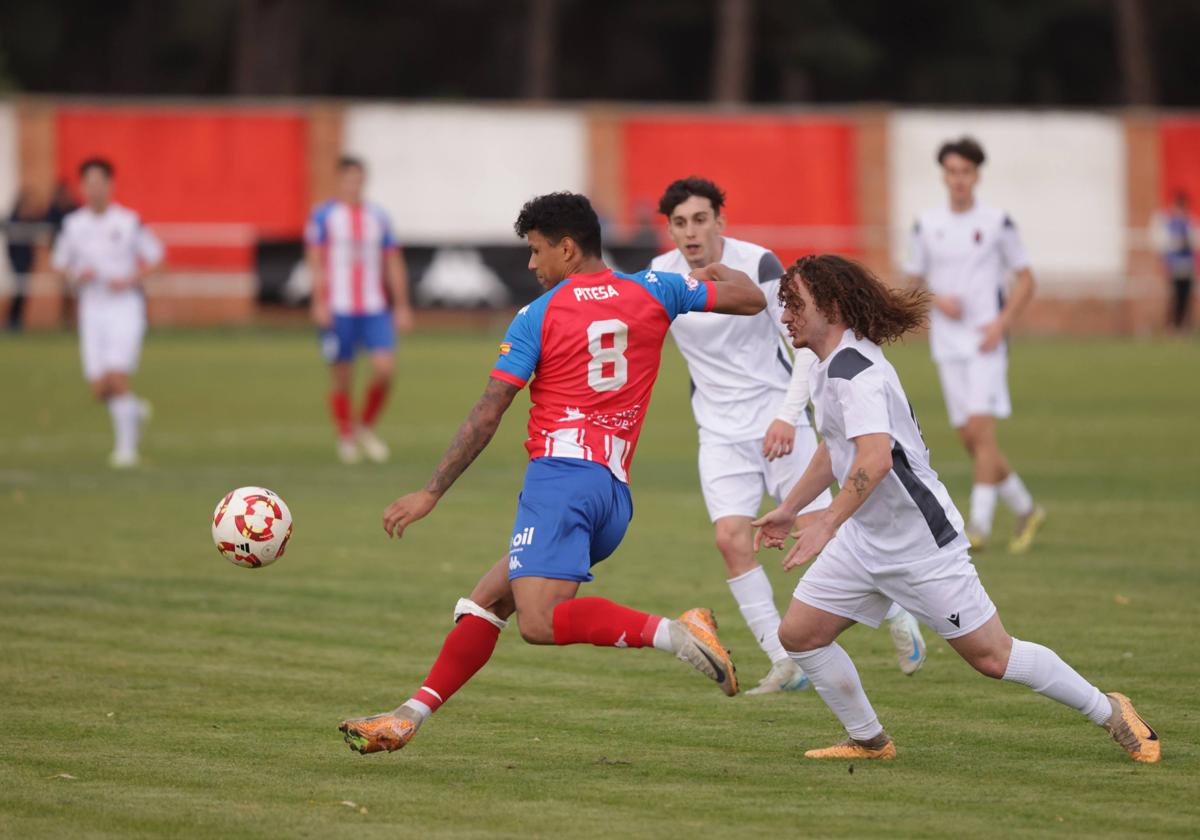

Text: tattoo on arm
xmin=849 ymin=467 xmax=870 ymax=498
xmin=424 ymin=379 xmax=519 ymax=496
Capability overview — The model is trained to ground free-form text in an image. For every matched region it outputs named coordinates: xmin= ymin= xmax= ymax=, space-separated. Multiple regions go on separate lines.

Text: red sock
xmin=329 ymin=391 xmax=352 ymax=438
xmin=552 ymin=597 xmax=663 ymax=648
xmin=360 ymin=380 xmax=390 ymax=427
xmin=409 ymin=615 xmax=501 ymax=714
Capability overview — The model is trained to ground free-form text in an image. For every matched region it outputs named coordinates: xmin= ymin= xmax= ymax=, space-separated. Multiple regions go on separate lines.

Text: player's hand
xmin=688 ymin=262 xmax=723 ymax=283
xmin=782 ymin=514 xmax=836 ymax=571
xmin=762 ymin=419 xmax=795 ymax=462
xmin=108 ymin=276 xmax=137 ymax=292
xmin=311 ymin=300 xmax=332 ymax=330
xmin=393 ymin=305 xmax=415 ymax=334
xmin=76 ymin=268 xmax=96 ymax=285
xmin=978 ymin=318 xmax=1005 ymax=352
xmin=383 ymin=490 xmax=438 ymax=539
xmin=934 ymin=294 xmax=964 ymax=320
xmin=752 ymin=506 xmax=794 ymax=551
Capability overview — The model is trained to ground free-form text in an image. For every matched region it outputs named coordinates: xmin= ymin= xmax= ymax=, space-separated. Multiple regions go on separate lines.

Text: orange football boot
xmin=671 ymin=607 xmax=738 ymax=696
xmin=805 ymin=733 xmax=897 ymax=760
xmin=338 ymin=710 xmax=419 ymax=754
xmin=1105 ymin=692 xmax=1160 ymax=763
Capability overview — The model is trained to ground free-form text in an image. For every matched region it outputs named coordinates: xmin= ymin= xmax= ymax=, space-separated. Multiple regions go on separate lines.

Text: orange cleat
xmin=805 ymin=734 xmax=897 ymax=760
xmin=1105 ymin=692 xmax=1160 ymax=763
xmin=338 ymin=710 xmax=419 ymax=754
xmin=670 ymin=607 xmax=738 ymax=697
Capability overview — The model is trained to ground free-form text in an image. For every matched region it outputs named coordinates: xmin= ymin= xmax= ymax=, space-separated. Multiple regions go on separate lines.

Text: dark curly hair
xmin=937 ymin=136 xmax=986 ymax=167
xmin=514 ymin=192 xmax=602 ymax=257
xmin=780 ymin=255 xmax=930 ymax=345
xmin=657 ymin=176 xmax=726 ymax=218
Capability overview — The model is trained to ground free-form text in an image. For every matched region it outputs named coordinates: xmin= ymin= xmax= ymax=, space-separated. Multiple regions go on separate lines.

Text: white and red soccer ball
xmin=211 ymin=486 xmax=293 ymax=568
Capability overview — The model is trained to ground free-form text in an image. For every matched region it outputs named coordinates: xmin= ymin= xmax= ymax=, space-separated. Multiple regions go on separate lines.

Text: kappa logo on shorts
xmin=511 ymin=526 xmax=536 ymax=548
xmin=508 ymin=555 xmax=523 ymax=571
xmin=947 ymin=612 xmax=961 ymax=628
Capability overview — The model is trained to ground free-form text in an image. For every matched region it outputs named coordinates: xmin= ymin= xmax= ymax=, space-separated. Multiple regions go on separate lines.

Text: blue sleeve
xmin=305 ymin=203 xmax=331 ymax=246
xmin=491 ymin=304 xmax=542 ymax=387
xmin=376 ymin=206 xmax=399 ymax=249
xmin=626 ymin=270 xmax=713 ymax=320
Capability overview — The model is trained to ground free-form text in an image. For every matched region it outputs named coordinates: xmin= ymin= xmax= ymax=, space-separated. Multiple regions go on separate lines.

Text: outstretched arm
xmin=691 ymin=263 xmax=766 ymax=315
xmin=383 ymin=377 xmax=520 ymax=538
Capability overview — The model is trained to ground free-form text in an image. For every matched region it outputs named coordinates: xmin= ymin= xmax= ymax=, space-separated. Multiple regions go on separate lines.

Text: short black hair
xmin=513 ymin=192 xmax=602 ymax=257
xmin=337 ymin=155 xmax=365 ymax=172
xmin=658 ymin=176 xmax=726 ymax=217
xmin=79 ymin=157 xmax=114 ymax=179
xmin=937 ymin=136 xmax=985 ymax=167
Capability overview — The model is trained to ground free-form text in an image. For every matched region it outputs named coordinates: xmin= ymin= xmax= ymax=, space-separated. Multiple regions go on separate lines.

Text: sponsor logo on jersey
xmin=573 ymin=284 xmax=620 ymax=302
xmin=499 ymin=342 xmax=512 ymax=355
xmin=511 ymin=526 xmax=536 ymax=548
xmin=644 ymin=271 xmax=659 ymax=283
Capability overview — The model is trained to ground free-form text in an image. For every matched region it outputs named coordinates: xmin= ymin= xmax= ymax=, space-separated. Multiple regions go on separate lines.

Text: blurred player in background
xmin=339 ymin=192 xmax=766 ymax=754
xmin=755 ymin=255 xmax=1159 ymax=764
xmin=1151 ymin=190 xmax=1196 ymax=332
xmin=52 ymin=158 xmax=163 ymax=468
xmin=652 ymin=177 xmax=926 ymax=694
xmin=306 ymin=155 xmax=414 ymax=464
xmin=904 ymin=137 xmax=1044 ymax=553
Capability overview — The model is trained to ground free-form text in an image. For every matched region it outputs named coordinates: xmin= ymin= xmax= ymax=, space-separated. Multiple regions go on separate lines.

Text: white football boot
xmin=355 ymin=426 xmax=390 ymax=463
xmin=336 ymin=436 xmax=362 ymax=464
xmin=745 ymin=659 xmax=811 ymax=695
xmin=888 ymin=609 xmax=927 ymax=675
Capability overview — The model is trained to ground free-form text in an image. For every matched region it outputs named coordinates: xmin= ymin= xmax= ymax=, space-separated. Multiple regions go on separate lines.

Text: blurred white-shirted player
xmin=904 ymin=137 xmax=1045 ymax=553
xmin=52 ymin=158 xmax=163 ymax=468
xmin=306 ymin=156 xmax=414 ymax=464
xmin=651 ymin=177 xmax=926 ymax=694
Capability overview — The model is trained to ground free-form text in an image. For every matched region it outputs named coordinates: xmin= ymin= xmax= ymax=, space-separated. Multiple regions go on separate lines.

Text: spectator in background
xmin=5 ymin=189 xmax=45 ymax=331
xmin=47 ymin=181 xmax=80 ymax=328
xmin=1152 ymin=191 xmax=1197 ymax=333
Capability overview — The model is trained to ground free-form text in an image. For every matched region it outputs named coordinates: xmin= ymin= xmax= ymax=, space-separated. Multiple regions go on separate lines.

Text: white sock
xmin=1002 ymin=638 xmax=1111 ymax=726
xmin=969 ymin=483 xmax=999 ymax=536
xmin=727 ymin=566 xmax=789 ymax=664
xmin=998 ymin=473 xmax=1034 ymax=517
xmin=402 ymin=698 xmax=432 ymax=723
xmin=787 ymin=643 xmax=883 ymax=741
xmin=113 ymin=393 xmax=143 ymax=456
xmin=884 ymin=603 xmax=903 ymax=621
xmin=652 ymin=617 xmax=674 ymax=652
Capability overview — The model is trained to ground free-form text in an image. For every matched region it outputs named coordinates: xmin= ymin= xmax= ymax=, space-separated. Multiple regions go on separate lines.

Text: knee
xmin=778 ymin=623 xmax=826 ymax=654
xmin=516 ymin=611 xmax=556 ymax=646
xmin=966 ymin=647 xmax=1011 ymax=680
xmin=713 ymin=522 xmax=753 ymax=574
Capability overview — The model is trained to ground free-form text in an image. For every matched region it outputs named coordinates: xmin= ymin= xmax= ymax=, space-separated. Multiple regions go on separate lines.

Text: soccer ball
xmin=211 ymin=486 xmax=293 ymax=568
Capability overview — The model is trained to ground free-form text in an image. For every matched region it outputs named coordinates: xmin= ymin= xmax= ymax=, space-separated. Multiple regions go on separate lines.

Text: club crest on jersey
xmin=499 ymin=342 xmax=512 ymax=355
xmin=574 ymin=285 xmax=620 ymax=302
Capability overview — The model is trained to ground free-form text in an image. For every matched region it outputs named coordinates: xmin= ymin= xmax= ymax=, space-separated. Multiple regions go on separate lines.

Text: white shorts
xmin=793 ymin=537 xmax=996 ymax=640
xmin=936 ymin=352 xmax=1011 ymax=429
xmin=79 ymin=300 xmax=146 ymax=381
xmin=698 ymin=428 xmax=832 ymax=521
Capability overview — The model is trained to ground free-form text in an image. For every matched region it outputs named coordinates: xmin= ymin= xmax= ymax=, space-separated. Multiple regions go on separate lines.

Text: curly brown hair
xmin=780 ymin=254 xmax=930 ymax=344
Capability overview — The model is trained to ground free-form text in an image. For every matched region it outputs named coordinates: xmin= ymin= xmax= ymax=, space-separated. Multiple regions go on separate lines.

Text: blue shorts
xmin=507 ymin=457 xmax=633 ymax=583
xmin=320 ymin=312 xmax=396 ymax=363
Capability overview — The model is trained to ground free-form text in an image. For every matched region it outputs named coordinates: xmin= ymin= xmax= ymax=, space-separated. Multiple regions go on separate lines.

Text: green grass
xmin=1 ymin=326 xmax=1198 ymax=839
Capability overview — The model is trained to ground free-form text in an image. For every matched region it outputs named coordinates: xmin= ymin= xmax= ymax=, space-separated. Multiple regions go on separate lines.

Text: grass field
xmin=1 ymin=326 xmax=1198 ymax=839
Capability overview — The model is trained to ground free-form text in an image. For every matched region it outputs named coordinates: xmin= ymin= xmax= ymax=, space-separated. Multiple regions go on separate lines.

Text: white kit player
xmin=904 ymin=137 xmax=1044 ymax=553
xmin=650 ymin=178 xmax=926 ymax=695
xmin=52 ymin=158 xmax=164 ymax=468
xmin=754 ymin=255 xmax=1158 ymax=764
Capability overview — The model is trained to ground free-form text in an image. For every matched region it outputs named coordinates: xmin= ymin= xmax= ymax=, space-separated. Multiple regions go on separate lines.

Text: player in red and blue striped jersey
xmin=339 ymin=192 xmax=767 ymax=754
xmin=306 ymin=156 xmax=414 ymax=464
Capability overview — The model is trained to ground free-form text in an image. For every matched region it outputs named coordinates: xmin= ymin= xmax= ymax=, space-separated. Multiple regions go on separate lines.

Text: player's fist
xmin=978 ymin=318 xmax=1005 ymax=352
xmin=752 ymin=506 xmax=794 ymax=551
xmin=76 ymin=268 xmax=96 ymax=284
xmin=688 ymin=263 xmax=723 ymax=283
xmin=383 ymin=489 xmax=438 ymax=539
xmin=311 ymin=300 xmax=332 ymax=329
xmin=393 ymin=305 xmax=415 ymax=334
xmin=762 ymin=419 xmax=796 ymax=461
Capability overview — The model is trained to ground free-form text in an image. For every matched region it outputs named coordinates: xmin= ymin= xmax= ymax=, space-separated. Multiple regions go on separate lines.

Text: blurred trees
xmin=0 ymin=0 xmax=1195 ymax=105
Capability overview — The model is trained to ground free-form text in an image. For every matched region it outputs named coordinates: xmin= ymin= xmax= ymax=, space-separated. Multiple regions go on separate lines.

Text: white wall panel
xmin=890 ymin=111 xmax=1126 ymax=280
xmin=0 ymin=103 xmax=17 ymax=291
xmin=344 ymin=105 xmax=587 ymax=244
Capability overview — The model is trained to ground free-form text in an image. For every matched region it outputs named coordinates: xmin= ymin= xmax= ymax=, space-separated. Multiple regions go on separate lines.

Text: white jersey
xmin=653 ymin=237 xmax=815 ymax=445
xmin=305 ymin=200 xmax=398 ymax=316
xmin=811 ymin=329 xmax=967 ymax=562
xmin=903 ymin=202 xmax=1030 ymax=362
xmin=51 ymin=203 xmax=164 ymax=312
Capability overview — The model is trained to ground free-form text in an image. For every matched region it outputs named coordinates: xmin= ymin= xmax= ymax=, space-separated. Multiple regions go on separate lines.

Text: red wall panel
xmin=1160 ymin=119 xmax=1200 ymax=206
xmin=56 ymin=108 xmax=309 ymax=267
xmin=621 ymin=116 xmax=858 ymax=263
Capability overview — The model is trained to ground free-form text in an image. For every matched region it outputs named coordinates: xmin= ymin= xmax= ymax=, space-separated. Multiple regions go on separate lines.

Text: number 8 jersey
xmin=491 ymin=268 xmax=714 ymax=483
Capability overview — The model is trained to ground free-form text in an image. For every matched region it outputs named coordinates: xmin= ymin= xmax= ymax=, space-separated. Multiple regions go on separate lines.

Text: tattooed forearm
xmin=424 ymin=379 xmax=519 ymax=497
xmin=849 ymin=467 xmax=870 ymax=498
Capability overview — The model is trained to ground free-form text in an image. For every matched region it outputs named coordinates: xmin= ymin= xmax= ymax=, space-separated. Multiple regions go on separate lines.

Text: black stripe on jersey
xmin=775 ymin=346 xmax=793 ymax=375
xmin=891 ymin=443 xmax=958 ymax=548
xmin=757 ymin=251 xmax=786 ymax=285
xmin=1003 ymin=214 xmax=1016 ymax=229
xmin=689 ymin=377 xmax=697 ymax=398
xmin=827 ymin=347 xmax=872 ymax=381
